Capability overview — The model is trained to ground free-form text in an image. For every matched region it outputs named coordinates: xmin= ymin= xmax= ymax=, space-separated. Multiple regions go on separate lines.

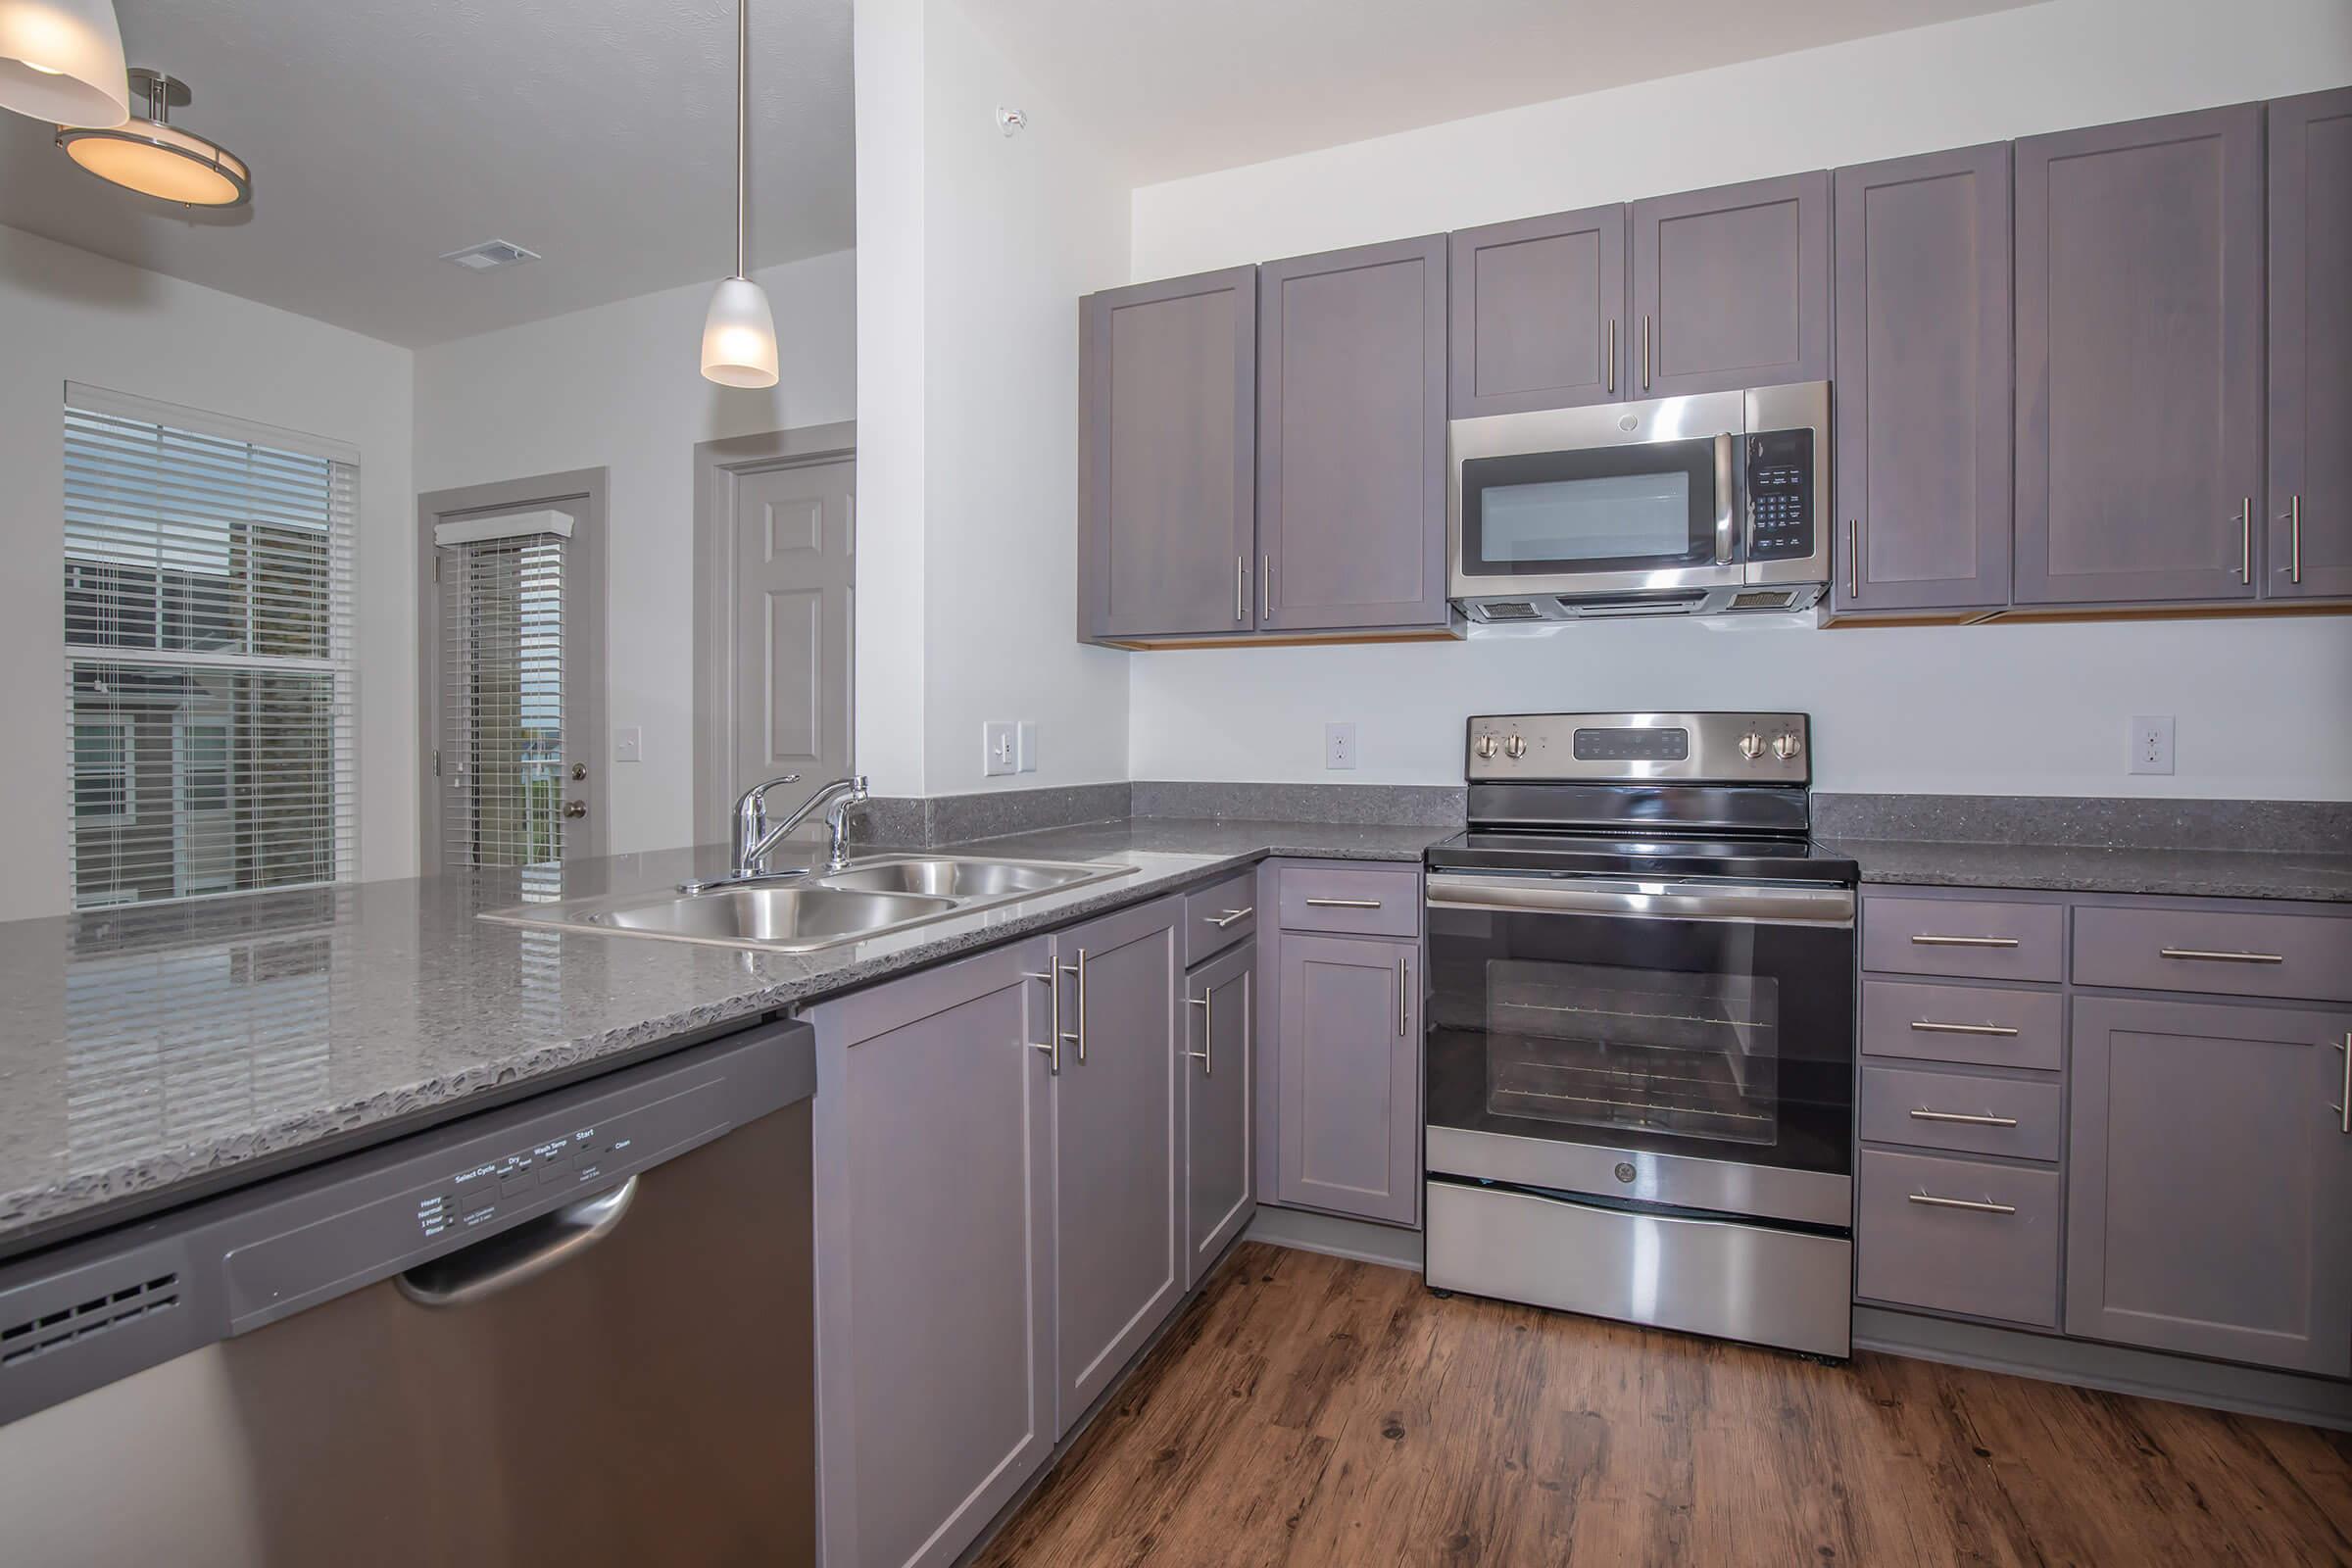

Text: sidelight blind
xmin=63 ymin=386 xmax=358 ymax=909
xmin=437 ymin=520 xmax=568 ymax=868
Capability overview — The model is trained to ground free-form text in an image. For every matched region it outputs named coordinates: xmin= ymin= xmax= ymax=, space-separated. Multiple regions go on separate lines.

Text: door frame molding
xmin=692 ymin=421 xmax=858 ymax=849
xmin=416 ymin=466 xmax=611 ymax=873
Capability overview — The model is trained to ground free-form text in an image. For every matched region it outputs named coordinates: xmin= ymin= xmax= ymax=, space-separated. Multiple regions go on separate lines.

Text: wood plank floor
xmin=975 ymin=1243 xmax=2352 ymax=1568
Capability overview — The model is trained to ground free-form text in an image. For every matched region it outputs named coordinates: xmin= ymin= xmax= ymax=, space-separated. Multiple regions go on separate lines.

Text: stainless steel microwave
xmin=1446 ymin=381 xmax=1830 ymax=622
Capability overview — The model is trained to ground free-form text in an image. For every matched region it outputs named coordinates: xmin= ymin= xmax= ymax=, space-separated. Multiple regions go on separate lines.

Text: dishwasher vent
xmin=0 ymin=1272 xmax=179 ymax=1368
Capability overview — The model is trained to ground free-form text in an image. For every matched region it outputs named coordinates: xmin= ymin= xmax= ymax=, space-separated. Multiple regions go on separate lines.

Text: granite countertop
xmin=1828 ymin=837 xmax=2352 ymax=904
xmin=0 ymin=817 xmax=1447 ymax=1260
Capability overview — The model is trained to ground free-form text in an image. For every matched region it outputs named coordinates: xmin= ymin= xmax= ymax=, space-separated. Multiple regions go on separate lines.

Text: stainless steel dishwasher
xmin=0 ymin=1019 xmax=816 ymax=1567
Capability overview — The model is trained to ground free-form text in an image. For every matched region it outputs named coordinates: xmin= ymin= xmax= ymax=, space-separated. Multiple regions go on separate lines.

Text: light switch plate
xmin=1324 ymin=722 xmax=1357 ymax=770
xmin=613 ymin=726 xmax=643 ymax=763
xmin=2129 ymin=715 xmax=2175 ymax=775
xmin=982 ymin=721 xmax=1016 ymax=777
xmin=1015 ymin=721 xmax=1038 ymax=773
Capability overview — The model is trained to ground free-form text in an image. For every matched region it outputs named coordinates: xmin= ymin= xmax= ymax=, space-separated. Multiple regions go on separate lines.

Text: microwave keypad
xmin=1744 ymin=429 xmax=1815 ymax=560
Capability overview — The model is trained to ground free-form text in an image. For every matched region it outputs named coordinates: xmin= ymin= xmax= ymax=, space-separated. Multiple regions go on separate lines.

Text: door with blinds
xmin=418 ymin=472 xmax=607 ymax=874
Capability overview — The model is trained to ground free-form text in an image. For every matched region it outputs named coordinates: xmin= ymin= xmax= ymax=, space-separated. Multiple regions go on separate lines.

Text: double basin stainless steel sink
xmin=480 ymin=854 xmax=1136 ymax=954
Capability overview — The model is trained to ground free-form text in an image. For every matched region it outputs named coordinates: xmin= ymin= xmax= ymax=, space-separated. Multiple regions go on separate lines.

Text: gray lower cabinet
xmin=2014 ymin=104 xmax=2267 ymax=606
xmin=1830 ymin=144 xmax=2012 ymax=615
xmin=808 ymin=939 xmax=1055 ymax=1568
xmin=1274 ymin=931 xmax=1420 ymax=1225
xmin=1629 ymin=171 xmax=1832 ymax=399
xmin=1079 ymin=268 xmax=1258 ymax=640
xmin=1447 ymin=203 xmax=1628 ymax=416
xmin=2266 ymin=85 xmax=2352 ymax=601
xmin=1183 ymin=941 xmax=1255 ymax=1288
xmin=1256 ymin=235 xmax=1449 ymax=632
xmin=1050 ymin=897 xmax=1182 ymax=1434
xmin=2066 ymin=995 xmax=2352 ymax=1378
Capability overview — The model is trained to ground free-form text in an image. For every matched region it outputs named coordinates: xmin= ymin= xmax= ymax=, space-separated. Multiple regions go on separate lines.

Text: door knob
xmin=570 ymin=762 xmax=588 ymax=781
xmin=563 ymin=800 xmax=588 ymax=819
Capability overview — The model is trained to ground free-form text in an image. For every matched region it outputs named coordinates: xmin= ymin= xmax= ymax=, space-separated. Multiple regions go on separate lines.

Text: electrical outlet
xmin=613 ymin=726 xmax=643 ymax=763
xmin=1324 ymin=722 xmax=1357 ymax=771
xmin=2129 ymin=715 xmax=2175 ymax=775
xmin=1015 ymin=721 xmax=1038 ymax=773
xmin=982 ymin=721 xmax=1016 ymax=778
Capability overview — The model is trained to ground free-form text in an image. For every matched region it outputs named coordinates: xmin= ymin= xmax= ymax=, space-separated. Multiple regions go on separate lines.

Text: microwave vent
xmin=1558 ymin=591 xmax=1706 ymax=617
xmin=1728 ymin=589 xmax=1799 ymax=611
xmin=1474 ymin=600 xmax=1544 ymax=623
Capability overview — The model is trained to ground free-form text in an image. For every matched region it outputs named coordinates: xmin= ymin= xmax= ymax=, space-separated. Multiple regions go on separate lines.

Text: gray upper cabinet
xmin=1274 ymin=931 xmax=1420 ymax=1226
xmin=2014 ymin=105 xmax=2266 ymax=606
xmin=1050 ymin=897 xmax=1182 ymax=1434
xmin=1629 ymin=172 xmax=1832 ymax=399
xmin=809 ymin=940 xmax=1056 ymax=1568
xmin=1447 ymin=204 xmax=1627 ymax=416
xmin=2267 ymin=86 xmax=2352 ymax=601
xmin=1831 ymin=145 xmax=2013 ymax=614
xmin=1080 ymin=268 xmax=1258 ymax=639
xmin=1256 ymin=236 xmax=1449 ymax=631
xmin=1184 ymin=941 xmax=1256 ymax=1288
xmin=2067 ymin=995 xmax=2352 ymax=1378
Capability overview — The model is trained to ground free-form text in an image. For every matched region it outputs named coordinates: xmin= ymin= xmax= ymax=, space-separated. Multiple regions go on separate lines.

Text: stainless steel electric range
xmin=1421 ymin=710 xmax=1859 ymax=1358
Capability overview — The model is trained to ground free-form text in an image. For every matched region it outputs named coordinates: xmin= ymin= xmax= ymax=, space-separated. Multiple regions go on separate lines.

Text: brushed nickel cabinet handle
xmin=1022 ymin=970 xmax=1060 ymax=1074
xmin=1846 ymin=518 xmax=1859 ymax=601
xmin=1206 ymin=906 xmax=1253 ymax=929
xmin=1910 ymin=1020 xmax=2022 ymax=1038
xmin=1641 ymin=314 xmax=1652 ymax=391
xmin=1911 ymin=934 xmax=2020 ymax=949
xmin=2290 ymin=495 xmax=2303 ymax=584
xmin=2159 ymin=947 xmax=2285 ymax=964
xmin=1057 ymin=954 xmax=1088 ymax=1062
xmin=1186 ymin=993 xmax=1211 ymax=1075
xmin=2239 ymin=497 xmax=2252 ymax=584
xmin=2334 ymin=1035 xmax=2348 ymax=1134
xmin=1304 ymin=897 xmax=1382 ymax=909
xmin=1908 ymin=1191 xmax=2016 ymax=1215
xmin=1397 ymin=956 xmax=1410 ymax=1037
xmin=1909 ymin=1108 xmax=2021 ymax=1128
xmin=1606 ymin=318 xmax=1616 ymax=394
xmin=1235 ymin=557 xmax=1247 ymax=623
xmin=1261 ymin=555 xmax=1271 ymax=621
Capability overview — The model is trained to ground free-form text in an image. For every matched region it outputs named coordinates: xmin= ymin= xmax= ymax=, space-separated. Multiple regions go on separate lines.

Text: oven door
xmin=1447 ymin=396 xmax=1743 ymax=601
xmin=1425 ymin=872 xmax=1854 ymax=1229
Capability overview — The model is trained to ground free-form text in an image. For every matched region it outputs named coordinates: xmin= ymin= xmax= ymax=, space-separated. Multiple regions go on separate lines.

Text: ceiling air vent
xmin=439 ymin=239 xmax=542 ymax=271
xmin=0 ymin=1272 xmax=180 ymax=1369
xmin=1474 ymin=601 xmax=1543 ymax=622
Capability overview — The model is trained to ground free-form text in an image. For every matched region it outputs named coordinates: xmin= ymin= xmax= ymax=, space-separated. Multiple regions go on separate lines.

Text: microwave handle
xmin=1712 ymin=432 xmax=1739 ymax=565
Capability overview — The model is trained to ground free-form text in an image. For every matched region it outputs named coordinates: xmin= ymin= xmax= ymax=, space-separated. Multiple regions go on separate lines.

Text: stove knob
xmin=1739 ymin=731 xmax=1766 ymax=760
xmin=1774 ymin=733 xmax=1802 ymax=761
xmin=1475 ymin=736 xmax=1497 ymax=760
xmin=1504 ymin=735 xmax=1528 ymax=760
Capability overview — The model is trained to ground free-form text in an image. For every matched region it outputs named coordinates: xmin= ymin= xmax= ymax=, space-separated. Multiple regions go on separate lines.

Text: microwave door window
xmin=1480 ymin=473 xmax=1692 ymax=564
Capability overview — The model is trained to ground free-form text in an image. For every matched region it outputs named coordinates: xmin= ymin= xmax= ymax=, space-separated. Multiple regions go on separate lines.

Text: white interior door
xmin=730 ymin=458 xmax=855 ymax=803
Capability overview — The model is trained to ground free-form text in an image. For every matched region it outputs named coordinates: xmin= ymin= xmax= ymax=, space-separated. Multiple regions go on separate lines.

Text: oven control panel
xmin=1467 ymin=711 xmax=1810 ymax=784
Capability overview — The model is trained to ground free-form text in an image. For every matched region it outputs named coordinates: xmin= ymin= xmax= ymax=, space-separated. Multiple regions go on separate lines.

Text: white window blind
xmin=63 ymin=387 xmax=358 ymax=909
xmin=440 ymin=528 xmax=567 ymax=868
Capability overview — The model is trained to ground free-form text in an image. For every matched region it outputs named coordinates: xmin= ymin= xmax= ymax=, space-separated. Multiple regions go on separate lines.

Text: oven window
xmin=1486 ymin=959 xmax=1777 ymax=1146
xmin=1460 ymin=436 xmax=1719 ymax=575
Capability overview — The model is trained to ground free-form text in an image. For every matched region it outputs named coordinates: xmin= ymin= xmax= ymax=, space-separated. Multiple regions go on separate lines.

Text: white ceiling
xmin=0 ymin=0 xmax=854 ymax=346
xmin=963 ymin=0 xmax=2044 ymax=185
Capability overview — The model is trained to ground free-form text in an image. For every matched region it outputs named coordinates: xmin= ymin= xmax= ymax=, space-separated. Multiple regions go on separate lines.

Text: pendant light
xmin=0 ymin=0 xmax=128 ymax=126
xmin=701 ymin=0 xmax=778 ymax=387
xmin=57 ymin=67 xmax=249 ymax=207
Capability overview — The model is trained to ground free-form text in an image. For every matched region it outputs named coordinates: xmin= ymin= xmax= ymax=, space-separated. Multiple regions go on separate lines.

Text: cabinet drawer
xmin=1856 ymin=1150 xmax=2061 ymax=1328
xmin=1860 ymin=979 xmax=2063 ymax=1071
xmin=1183 ymin=870 xmax=1258 ymax=968
xmin=2072 ymin=904 xmax=2352 ymax=1003
xmin=1862 ymin=894 xmax=2064 ymax=982
xmin=1860 ymin=1065 xmax=2062 ymax=1162
xmin=1277 ymin=865 xmax=1419 ymax=937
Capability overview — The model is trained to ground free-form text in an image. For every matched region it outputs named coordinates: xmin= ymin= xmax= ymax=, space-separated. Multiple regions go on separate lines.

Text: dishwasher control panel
xmin=421 ymin=1115 xmax=649 ymax=1241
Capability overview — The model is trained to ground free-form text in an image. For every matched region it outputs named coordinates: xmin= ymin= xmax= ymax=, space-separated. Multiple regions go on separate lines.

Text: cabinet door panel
xmin=2067 ymin=996 xmax=2352 ymax=1376
xmin=1257 ymin=235 xmax=1448 ymax=631
xmin=1185 ymin=943 xmax=1256 ymax=1286
xmin=1081 ymin=269 xmax=1257 ymax=638
xmin=1276 ymin=932 xmax=1420 ymax=1225
xmin=1448 ymin=205 xmax=1628 ymax=416
xmin=1052 ymin=899 xmax=1181 ymax=1433
xmin=811 ymin=941 xmax=1054 ymax=1568
xmin=2267 ymin=86 xmax=2352 ymax=599
xmin=2014 ymin=106 xmax=2265 ymax=605
xmin=1832 ymin=145 xmax=2012 ymax=612
xmin=1631 ymin=172 xmax=1831 ymax=398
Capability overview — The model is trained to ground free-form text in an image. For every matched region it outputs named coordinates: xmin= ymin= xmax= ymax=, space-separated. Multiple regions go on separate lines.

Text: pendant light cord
xmin=734 ymin=0 xmax=748 ymax=280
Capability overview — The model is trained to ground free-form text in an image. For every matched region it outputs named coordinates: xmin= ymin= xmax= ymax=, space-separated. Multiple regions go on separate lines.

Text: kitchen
xmin=2 ymin=0 xmax=2349 ymax=1563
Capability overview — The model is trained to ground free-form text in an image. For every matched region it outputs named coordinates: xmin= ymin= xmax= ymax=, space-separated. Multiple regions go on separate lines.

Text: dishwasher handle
xmin=396 ymin=1176 xmax=639 ymax=1310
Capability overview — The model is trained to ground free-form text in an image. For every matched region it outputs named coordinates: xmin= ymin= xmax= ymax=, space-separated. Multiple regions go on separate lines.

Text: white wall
xmin=414 ymin=249 xmax=858 ymax=854
xmin=1124 ymin=0 xmax=2352 ymax=799
xmin=0 ymin=223 xmax=416 ymax=922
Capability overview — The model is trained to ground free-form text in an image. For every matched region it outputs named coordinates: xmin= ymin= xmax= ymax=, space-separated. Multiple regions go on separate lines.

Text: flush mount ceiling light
xmin=0 ymin=0 xmax=127 ymax=126
xmin=701 ymin=0 xmax=778 ymax=388
xmin=57 ymin=67 xmax=249 ymax=208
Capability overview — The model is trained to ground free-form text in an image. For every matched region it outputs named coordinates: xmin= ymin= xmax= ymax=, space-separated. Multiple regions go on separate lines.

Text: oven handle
xmin=1425 ymin=872 xmax=1854 ymax=927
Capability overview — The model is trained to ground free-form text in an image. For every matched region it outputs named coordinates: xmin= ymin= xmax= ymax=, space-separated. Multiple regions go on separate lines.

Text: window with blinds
xmin=437 ymin=518 xmax=568 ymax=868
xmin=63 ymin=387 xmax=358 ymax=909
